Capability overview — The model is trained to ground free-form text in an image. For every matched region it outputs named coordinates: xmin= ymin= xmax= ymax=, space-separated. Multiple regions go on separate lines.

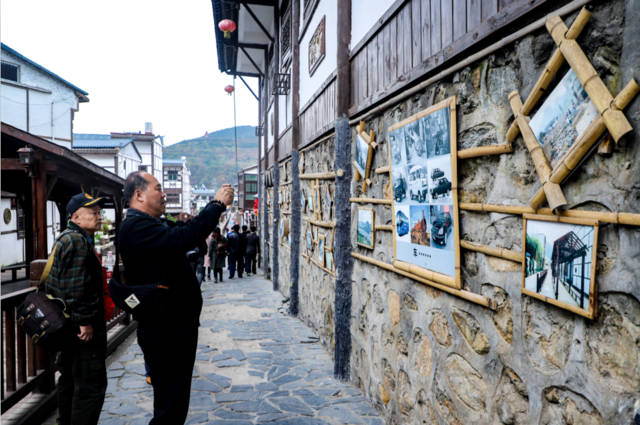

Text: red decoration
xmin=219 ymin=19 xmax=236 ymax=39
xmin=224 ymin=85 xmax=235 ymax=95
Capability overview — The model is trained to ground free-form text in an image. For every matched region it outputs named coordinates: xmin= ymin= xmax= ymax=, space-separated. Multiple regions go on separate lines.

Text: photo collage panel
xmin=389 ymin=104 xmax=456 ymax=278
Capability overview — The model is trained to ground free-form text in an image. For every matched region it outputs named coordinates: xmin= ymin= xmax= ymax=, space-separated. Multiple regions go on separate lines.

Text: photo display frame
xmin=388 ymin=96 xmax=461 ymax=289
xmin=354 ymin=122 xmax=376 ymax=193
xmin=356 ymin=208 xmax=375 ymax=249
xmin=522 ymin=214 xmax=598 ymax=319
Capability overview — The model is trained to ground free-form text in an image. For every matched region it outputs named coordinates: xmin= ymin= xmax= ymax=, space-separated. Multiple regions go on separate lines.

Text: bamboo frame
xmin=306 ymin=218 xmax=336 ymax=229
xmin=546 ymin=14 xmax=632 ymax=143
xmin=305 ymin=222 xmax=313 ymax=255
xmin=457 ymin=143 xmax=513 ymax=159
xmin=323 ymin=182 xmax=333 ymax=220
xmin=388 ymin=96 xmax=462 ymax=289
xmin=313 ymin=180 xmax=321 ymax=221
xmin=302 ymin=253 xmax=336 ymax=276
xmin=460 ymin=240 xmax=522 ymax=263
xmin=375 ymin=165 xmax=390 ymax=174
xmin=506 ymin=7 xmax=592 ymax=142
xmin=509 ymin=91 xmax=568 ymax=212
xmin=375 ymin=224 xmax=393 ymax=231
xmin=300 ymin=172 xmax=336 ymax=180
xmin=351 ymin=252 xmax=495 ymax=310
xmin=460 ymin=202 xmax=640 ymax=226
xmin=356 ymin=207 xmax=375 ymax=249
xmin=354 ymin=122 xmax=376 ymax=193
xmin=521 ymin=214 xmax=598 ymax=319
xmin=529 ymin=79 xmax=640 ymax=209
xmin=349 ymin=197 xmax=393 ymax=205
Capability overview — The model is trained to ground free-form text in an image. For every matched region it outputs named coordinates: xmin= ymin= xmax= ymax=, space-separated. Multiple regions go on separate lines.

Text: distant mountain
xmin=164 ymin=126 xmax=258 ymax=188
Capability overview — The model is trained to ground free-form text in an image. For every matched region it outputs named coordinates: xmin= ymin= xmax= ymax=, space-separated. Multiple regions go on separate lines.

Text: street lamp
xmin=17 ymin=147 xmax=33 ymax=165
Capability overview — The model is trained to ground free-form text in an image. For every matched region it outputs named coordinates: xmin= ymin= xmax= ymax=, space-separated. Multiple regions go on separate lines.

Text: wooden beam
xmin=1 ymin=158 xmax=24 ymax=170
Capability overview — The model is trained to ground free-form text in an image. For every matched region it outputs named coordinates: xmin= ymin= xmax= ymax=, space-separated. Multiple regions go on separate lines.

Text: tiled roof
xmin=73 ymin=133 xmax=134 ymax=149
xmin=163 ymin=159 xmax=185 ymax=165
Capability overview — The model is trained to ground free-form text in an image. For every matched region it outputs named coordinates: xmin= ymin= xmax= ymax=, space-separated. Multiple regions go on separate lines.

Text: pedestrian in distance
xmin=43 ymin=193 xmax=108 ymax=425
xmin=204 ymin=233 xmax=213 ymax=281
xmin=226 ymin=224 xmax=241 ymax=279
xmin=238 ymin=224 xmax=248 ymax=277
xmin=209 ymin=227 xmax=227 ymax=283
xmin=245 ymin=225 xmax=259 ymax=276
xmin=118 ymin=171 xmax=233 ymax=425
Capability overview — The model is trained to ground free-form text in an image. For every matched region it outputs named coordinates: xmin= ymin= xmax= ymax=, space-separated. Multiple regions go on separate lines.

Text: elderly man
xmin=118 ymin=171 xmax=233 ymax=424
xmin=44 ymin=193 xmax=107 ymax=425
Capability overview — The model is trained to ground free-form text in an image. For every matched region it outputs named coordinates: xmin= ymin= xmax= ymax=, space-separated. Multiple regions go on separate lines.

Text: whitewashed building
xmin=72 ymin=133 xmax=143 ymax=179
xmin=110 ymin=124 xmax=164 ymax=183
xmin=1 ymin=43 xmax=90 ymax=267
xmin=162 ymin=157 xmax=192 ymax=215
xmin=191 ymin=186 xmax=217 ymax=213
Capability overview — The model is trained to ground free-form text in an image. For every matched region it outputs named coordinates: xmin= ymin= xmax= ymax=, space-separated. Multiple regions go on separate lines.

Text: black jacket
xmin=246 ymin=232 xmax=259 ymax=255
xmin=117 ymin=202 xmax=225 ymax=326
xmin=226 ymin=231 xmax=240 ymax=256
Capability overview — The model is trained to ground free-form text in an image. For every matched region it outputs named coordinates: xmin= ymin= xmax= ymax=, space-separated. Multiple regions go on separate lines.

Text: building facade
xmin=212 ymin=1 xmax=640 ymax=424
xmin=72 ymin=133 xmax=143 ymax=179
xmin=162 ymin=157 xmax=192 ymax=215
xmin=237 ymin=165 xmax=258 ymax=211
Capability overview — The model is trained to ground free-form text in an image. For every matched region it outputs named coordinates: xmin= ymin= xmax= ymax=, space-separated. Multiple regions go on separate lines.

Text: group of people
xmin=205 ymin=223 xmax=260 ymax=281
xmin=40 ymin=171 xmax=252 ymax=424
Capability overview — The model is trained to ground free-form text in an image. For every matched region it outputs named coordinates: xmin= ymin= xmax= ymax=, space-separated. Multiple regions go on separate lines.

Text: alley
xmin=46 ymin=274 xmax=384 ymax=425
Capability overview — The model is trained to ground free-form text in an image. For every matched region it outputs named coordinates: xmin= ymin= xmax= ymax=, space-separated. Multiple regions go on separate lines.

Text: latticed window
xmin=280 ymin=5 xmax=291 ymax=66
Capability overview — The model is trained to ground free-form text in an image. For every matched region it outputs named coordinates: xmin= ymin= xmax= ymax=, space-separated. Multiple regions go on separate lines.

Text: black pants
xmin=214 ymin=267 xmax=223 ymax=282
xmin=137 ymin=322 xmax=198 ymax=425
xmin=245 ymin=252 xmax=257 ymax=274
xmin=57 ymin=342 xmax=107 ymax=425
xmin=236 ymin=255 xmax=244 ymax=277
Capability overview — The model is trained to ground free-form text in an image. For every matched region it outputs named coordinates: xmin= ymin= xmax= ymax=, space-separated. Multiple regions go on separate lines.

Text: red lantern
xmin=219 ymin=19 xmax=236 ymax=39
xmin=224 ymin=85 xmax=234 ymax=95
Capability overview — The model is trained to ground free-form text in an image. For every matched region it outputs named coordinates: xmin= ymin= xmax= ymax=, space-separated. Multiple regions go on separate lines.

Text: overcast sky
xmin=1 ymin=0 xmax=259 ymax=146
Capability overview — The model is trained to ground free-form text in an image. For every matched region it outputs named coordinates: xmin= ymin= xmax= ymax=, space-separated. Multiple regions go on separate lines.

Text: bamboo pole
xmin=507 ymin=7 xmax=592 ymax=142
xmin=457 ymin=143 xmax=513 ymax=159
xmin=302 ymin=253 xmax=336 ymax=276
xmin=509 ymin=91 xmax=568 ymax=212
xmin=394 ymin=260 xmax=457 ymax=288
xmin=529 ymin=79 xmax=640 ymax=208
xmin=546 ymin=15 xmax=632 ymax=142
xmin=300 ymin=172 xmax=336 ymax=180
xmin=460 ymin=240 xmax=522 ymax=263
xmin=375 ymin=165 xmax=390 ymax=174
xmin=460 ymin=202 xmax=640 ymax=226
xmin=350 ymin=197 xmax=393 ymax=205
xmin=306 ymin=218 xmax=336 ymax=228
xmin=351 ymin=252 xmax=495 ymax=309
xmin=375 ymin=224 xmax=393 ymax=231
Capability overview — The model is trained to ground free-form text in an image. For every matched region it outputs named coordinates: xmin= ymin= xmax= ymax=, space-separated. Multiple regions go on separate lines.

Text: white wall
xmin=1 ymin=49 xmax=81 ymax=148
xmin=81 ymin=153 xmax=116 ymax=173
xmin=350 ymin=0 xmax=393 ymax=49
xmin=299 ymin=0 xmax=337 ymax=108
xmin=0 ymin=198 xmax=25 ymax=266
xmin=119 ymin=143 xmax=142 ymax=178
xmin=1 ymin=84 xmax=28 ymax=129
xmin=267 ymin=105 xmax=274 ymax=149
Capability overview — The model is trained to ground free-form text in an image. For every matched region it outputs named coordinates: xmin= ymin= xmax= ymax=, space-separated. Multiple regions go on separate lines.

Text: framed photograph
xmin=314 ymin=182 xmax=322 ymax=220
xmin=317 ymin=234 xmax=326 ymax=265
xmin=522 ymin=215 xmax=598 ymax=319
xmin=355 ymin=133 xmax=374 ymax=180
xmin=529 ymin=69 xmax=599 ymax=170
xmin=301 ymin=188 xmax=307 ymax=212
xmin=306 ymin=225 xmax=313 ymax=254
xmin=308 ymin=15 xmax=325 ymax=76
xmin=323 ymin=183 xmax=332 ymax=220
xmin=325 ymin=249 xmax=333 ymax=271
xmin=357 ymin=208 xmax=375 ymax=250
xmin=388 ymin=96 xmax=461 ymax=289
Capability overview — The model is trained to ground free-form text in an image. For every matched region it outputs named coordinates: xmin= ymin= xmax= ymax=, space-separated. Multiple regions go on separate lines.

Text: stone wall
xmin=267 ymin=1 xmax=639 ymax=424
xmin=278 ymin=160 xmax=292 ymax=299
xmin=347 ymin=2 xmax=640 ymax=424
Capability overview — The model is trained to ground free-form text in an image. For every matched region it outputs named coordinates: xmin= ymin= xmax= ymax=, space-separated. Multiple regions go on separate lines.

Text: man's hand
xmin=215 ymin=184 xmax=234 ymax=206
xmin=78 ymin=325 xmax=94 ymax=342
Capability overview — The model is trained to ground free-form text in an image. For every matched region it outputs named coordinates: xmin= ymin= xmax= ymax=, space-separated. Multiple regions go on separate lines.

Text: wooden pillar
xmin=271 ymin=0 xmax=281 ymax=291
xmin=31 ymin=158 xmax=48 ymax=259
xmin=333 ymin=0 xmax=352 ymax=381
xmin=263 ymin=78 xmax=270 ymax=278
xmin=288 ymin=0 xmax=301 ymax=316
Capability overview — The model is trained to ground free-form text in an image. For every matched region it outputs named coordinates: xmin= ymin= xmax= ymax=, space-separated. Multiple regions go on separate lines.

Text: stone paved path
xmin=47 ymin=273 xmax=385 ymax=425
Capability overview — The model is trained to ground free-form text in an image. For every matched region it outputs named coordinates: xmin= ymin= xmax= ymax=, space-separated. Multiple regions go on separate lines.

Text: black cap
xmin=66 ymin=193 xmax=105 ymax=218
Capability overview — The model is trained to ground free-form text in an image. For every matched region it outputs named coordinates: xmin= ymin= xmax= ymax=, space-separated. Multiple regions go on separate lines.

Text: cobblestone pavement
xmin=46 ymin=273 xmax=385 ymax=425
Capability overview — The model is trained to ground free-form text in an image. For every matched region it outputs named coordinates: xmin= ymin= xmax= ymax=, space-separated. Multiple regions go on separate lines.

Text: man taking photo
xmin=118 ymin=171 xmax=233 ymax=424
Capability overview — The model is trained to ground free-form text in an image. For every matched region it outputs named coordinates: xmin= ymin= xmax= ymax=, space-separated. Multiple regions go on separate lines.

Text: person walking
xmin=209 ymin=228 xmax=227 ymax=283
xmin=204 ymin=233 xmax=212 ymax=281
xmin=245 ymin=226 xmax=260 ymax=276
xmin=226 ymin=224 xmax=240 ymax=279
xmin=44 ymin=193 xmax=108 ymax=425
xmin=118 ymin=171 xmax=233 ymax=425
xmin=238 ymin=225 xmax=248 ymax=277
